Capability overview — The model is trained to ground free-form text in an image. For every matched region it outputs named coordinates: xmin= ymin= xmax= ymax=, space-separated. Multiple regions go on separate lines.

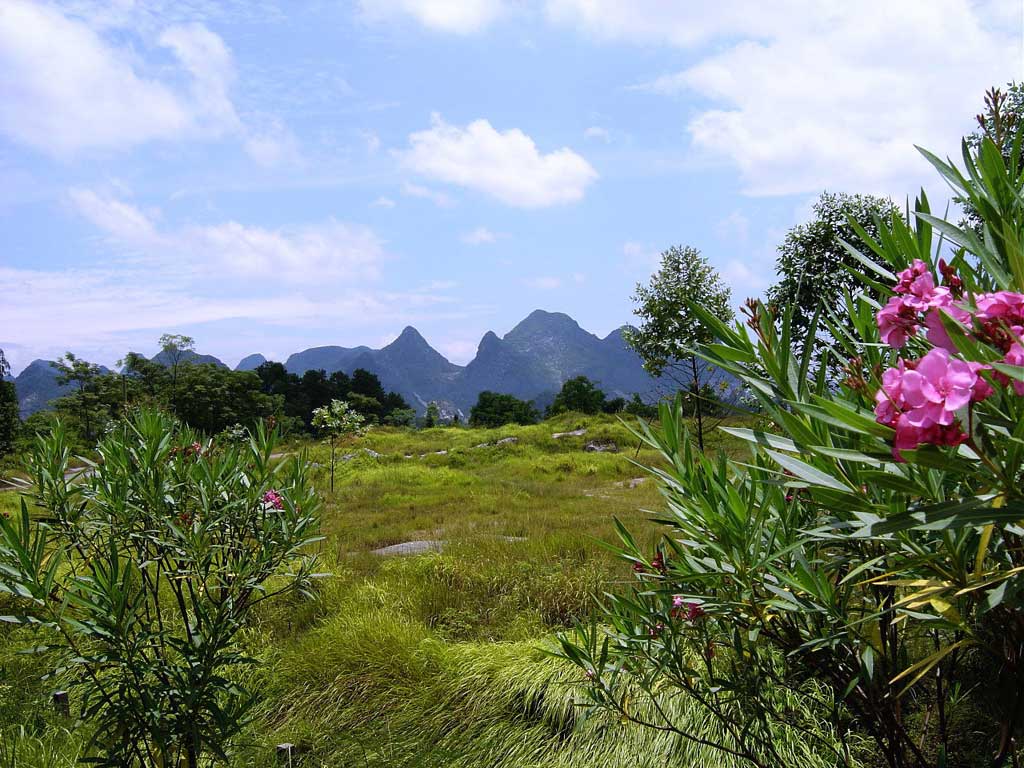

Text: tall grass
xmin=0 ymin=414 xmax=852 ymax=767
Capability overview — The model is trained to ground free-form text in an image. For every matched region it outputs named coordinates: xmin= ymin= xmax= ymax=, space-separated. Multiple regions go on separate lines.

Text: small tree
xmin=625 ymin=246 xmax=734 ymax=450
xmin=547 ymin=376 xmax=607 ymax=416
xmin=159 ymin=334 xmax=196 ymax=414
xmin=423 ymin=402 xmax=440 ymax=428
xmin=312 ymin=399 xmax=366 ymax=492
xmin=52 ymin=352 xmax=103 ymax=443
xmin=0 ymin=410 xmax=321 ymax=767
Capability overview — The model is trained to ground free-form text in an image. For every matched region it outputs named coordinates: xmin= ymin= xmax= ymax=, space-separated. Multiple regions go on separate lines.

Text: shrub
xmin=0 ymin=410 xmax=322 ymax=767
xmin=558 ymin=133 xmax=1024 ymax=767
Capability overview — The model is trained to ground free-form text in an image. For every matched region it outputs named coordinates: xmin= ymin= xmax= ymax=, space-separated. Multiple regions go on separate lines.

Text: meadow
xmin=0 ymin=412 xmax=851 ymax=768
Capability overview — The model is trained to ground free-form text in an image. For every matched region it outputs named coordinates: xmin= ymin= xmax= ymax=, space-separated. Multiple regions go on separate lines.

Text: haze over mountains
xmin=11 ymin=310 xmax=661 ymax=417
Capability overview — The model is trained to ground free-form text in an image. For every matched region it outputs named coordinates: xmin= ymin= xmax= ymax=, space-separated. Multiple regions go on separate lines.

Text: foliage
xmin=470 ymin=391 xmax=540 ymax=427
xmin=52 ymin=353 xmax=104 ymax=443
xmin=623 ymin=393 xmax=658 ymax=419
xmin=961 ymin=83 xmax=1024 ymax=234
xmin=423 ymin=401 xmax=441 ymax=428
xmin=547 ymin=376 xmax=607 ymax=416
xmin=0 ymin=350 xmax=17 ymax=457
xmin=765 ymin=191 xmax=899 ymax=351
xmin=312 ymin=399 xmax=367 ymax=492
xmin=625 ymin=246 xmax=734 ymax=450
xmin=0 ymin=410 xmax=321 ymax=767
xmin=559 ymin=133 xmax=1024 ymax=767
xmin=254 ymin=362 xmax=409 ymax=430
xmin=158 ymin=334 xmax=195 ymax=413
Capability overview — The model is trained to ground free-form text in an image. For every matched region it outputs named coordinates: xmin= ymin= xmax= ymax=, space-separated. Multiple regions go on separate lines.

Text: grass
xmin=0 ymin=413 xmax=849 ymax=767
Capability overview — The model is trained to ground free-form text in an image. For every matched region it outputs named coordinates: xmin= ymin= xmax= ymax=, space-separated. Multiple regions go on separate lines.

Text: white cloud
xmin=460 ymin=226 xmax=502 ymax=245
xmin=436 ymin=338 xmax=479 ymax=364
xmin=371 ymin=196 xmax=397 ymax=208
xmin=69 ymin=188 xmax=385 ymax=283
xmin=525 ymin=276 xmax=562 ymax=290
xmin=401 ymin=114 xmax=598 ymax=207
xmin=401 ymin=181 xmax=455 ymax=208
xmin=359 ymin=0 xmax=506 ymax=34
xmin=623 ymin=240 xmax=659 ymax=275
xmin=583 ymin=125 xmax=610 ymax=142
xmin=243 ymin=119 xmax=303 ymax=168
xmin=549 ymin=1 xmax=1020 ymax=197
xmin=0 ymin=2 xmax=244 ymax=155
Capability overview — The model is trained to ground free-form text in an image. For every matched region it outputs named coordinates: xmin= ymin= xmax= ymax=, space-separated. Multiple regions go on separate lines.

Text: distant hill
xmin=11 ymin=310 xmax=667 ymax=419
xmin=235 ymin=353 xmax=267 ymax=371
xmin=281 ymin=310 xmax=661 ymax=414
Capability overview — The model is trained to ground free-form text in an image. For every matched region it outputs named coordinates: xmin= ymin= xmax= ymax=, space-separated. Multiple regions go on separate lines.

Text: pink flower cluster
xmin=874 ymin=260 xmax=1024 ymax=454
xmin=263 ymin=489 xmax=284 ymax=510
xmin=671 ymin=595 xmax=705 ymax=622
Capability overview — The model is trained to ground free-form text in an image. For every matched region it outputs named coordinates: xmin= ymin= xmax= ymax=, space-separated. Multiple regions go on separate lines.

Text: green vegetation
xmin=1 ymin=413 xmax=788 ymax=767
xmin=468 ymin=390 xmax=540 ymax=426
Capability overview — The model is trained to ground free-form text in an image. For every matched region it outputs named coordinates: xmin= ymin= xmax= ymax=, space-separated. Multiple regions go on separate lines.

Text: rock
xmin=552 ymin=428 xmax=587 ymax=439
xmin=474 ymin=442 xmax=491 ymax=449
xmin=364 ymin=448 xmax=381 ymax=459
xmin=584 ymin=440 xmax=619 ymax=453
xmin=614 ymin=477 xmax=648 ymax=489
xmin=341 ymin=453 xmax=357 ymax=462
xmin=495 ymin=437 xmax=518 ymax=445
xmin=371 ymin=540 xmax=443 ymax=556
xmin=404 ymin=454 xmax=414 ymax=459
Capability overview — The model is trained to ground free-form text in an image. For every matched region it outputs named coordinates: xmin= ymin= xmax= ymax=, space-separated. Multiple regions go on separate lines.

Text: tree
xmin=469 ymin=391 xmax=540 ymax=427
xmin=623 ymin=393 xmax=658 ymax=419
xmin=961 ymin=83 xmax=1024 ymax=234
xmin=559 ymin=134 xmax=1024 ymax=768
xmin=312 ymin=399 xmax=367 ymax=492
xmin=625 ymin=246 xmax=734 ymax=450
xmin=0 ymin=349 xmax=18 ymax=456
xmin=159 ymin=333 xmax=195 ymax=413
xmin=0 ymin=411 xmax=321 ymax=767
xmin=547 ymin=376 xmax=607 ymax=416
xmin=765 ymin=191 xmax=899 ymax=351
xmin=423 ymin=401 xmax=440 ymax=428
xmin=383 ymin=408 xmax=416 ymax=427
xmin=52 ymin=352 xmax=103 ymax=443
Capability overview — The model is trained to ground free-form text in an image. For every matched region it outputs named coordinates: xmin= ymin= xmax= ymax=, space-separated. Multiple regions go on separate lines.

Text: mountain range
xmin=11 ymin=310 xmax=662 ymax=418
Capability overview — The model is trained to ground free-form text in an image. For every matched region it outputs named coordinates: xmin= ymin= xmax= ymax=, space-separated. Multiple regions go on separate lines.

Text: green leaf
xmin=764 ymin=449 xmax=851 ymax=492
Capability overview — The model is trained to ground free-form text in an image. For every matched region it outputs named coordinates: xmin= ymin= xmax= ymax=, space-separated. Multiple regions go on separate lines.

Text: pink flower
xmin=672 ymin=595 xmax=685 ymax=608
xmin=894 ymin=260 xmax=935 ymax=298
xmin=924 ymin=299 xmax=972 ymax=352
xmin=878 ymin=297 xmax=921 ymax=348
xmin=900 ymin=348 xmax=978 ymax=427
xmin=1002 ymin=342 xmax=1024 ymax=396
xmin=263 ymin=490 xmax=284 ymax=510
xmin=975 ymin=291 xmax=1024 ymax=324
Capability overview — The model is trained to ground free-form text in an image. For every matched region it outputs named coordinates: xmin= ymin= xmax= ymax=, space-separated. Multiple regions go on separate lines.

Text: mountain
xmin=11 ymin=310 xmax=665 ymax=419
xmin=13 ymin=360 xmax=72 ymax=417
xmin=151 ymin=349 xmax=227 ymax=368
xmin=281 ymin=310 xmax=661 ymax=414
xmin=235 ymin=353 xmax=267 ymax=371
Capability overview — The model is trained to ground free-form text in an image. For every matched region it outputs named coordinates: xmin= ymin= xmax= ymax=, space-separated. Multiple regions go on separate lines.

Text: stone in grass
xmin=584 ymin=440 xmax=619 ymax=453
xmin=495 ymin=437 xmax=518 ymax=445
xmin=552 ymin=428 xmax=587 ymax=439
xmin=613 ymin=477 xmax=648 ymax=489
xmin=372 ymin=540 xmax=444 ymax=556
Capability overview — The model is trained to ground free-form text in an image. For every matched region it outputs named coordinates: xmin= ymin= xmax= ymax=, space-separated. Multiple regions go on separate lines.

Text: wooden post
xmin=52 ymin=690 xmax=70 ymax=717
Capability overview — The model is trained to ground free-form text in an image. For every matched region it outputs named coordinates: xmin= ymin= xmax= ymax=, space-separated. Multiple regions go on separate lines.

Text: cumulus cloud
xmin=461 ymin=226 xmax=502 ymax=245
xmin=69 ymin=188 xmax=385 ymax=283
xmin=553 ymin=0 xmax=1020 ymax=197
xmin=401 ymin=114 xmax=598 ymax=207
xmin=0 ymin=2 xmax=243 ymax=155
xmin=358 ymin=0 xmax=507 ymax=34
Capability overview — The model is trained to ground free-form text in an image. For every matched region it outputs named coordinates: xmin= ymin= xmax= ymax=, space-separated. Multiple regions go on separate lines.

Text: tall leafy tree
xmin=765 ymin=191 xmax=898 ymax=349
xmin=469 ymin=391 xmax=540 ymax=427
xmin=52 ymin=352 xmax=103 ymax=443
xmin=625 ymin=246 xmax=733 ymax=450
xmin=0 ymin=349 xmax=18 ymax=456
xmin=547 ymin=376 xmax=607 ymax=416
xmin=159 ymin=334 xmax=196 ymax=414
xmin=961 ymin=83 xmax=1023 ymax=235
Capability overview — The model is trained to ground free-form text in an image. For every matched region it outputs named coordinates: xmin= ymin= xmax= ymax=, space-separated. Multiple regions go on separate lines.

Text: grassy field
xmin=0 ymin=414 xmax=849 ymax=767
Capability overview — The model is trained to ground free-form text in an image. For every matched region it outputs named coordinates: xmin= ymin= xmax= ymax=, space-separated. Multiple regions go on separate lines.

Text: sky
xmin=0 ymin=0 xmax=1021 ymax=374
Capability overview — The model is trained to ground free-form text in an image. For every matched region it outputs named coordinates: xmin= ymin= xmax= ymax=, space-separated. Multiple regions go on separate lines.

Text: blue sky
xmin=1 ymin=0 xmax=1021 ymax=374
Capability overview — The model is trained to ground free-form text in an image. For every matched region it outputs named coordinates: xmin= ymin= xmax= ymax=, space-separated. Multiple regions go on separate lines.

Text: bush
xmin=558 ymin=133 xmax=1024 ymax=767
xmin=469 ymin=391 xmax=540 ymax=427
xmin=0 ymin=410 xmax=322 ymax=766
